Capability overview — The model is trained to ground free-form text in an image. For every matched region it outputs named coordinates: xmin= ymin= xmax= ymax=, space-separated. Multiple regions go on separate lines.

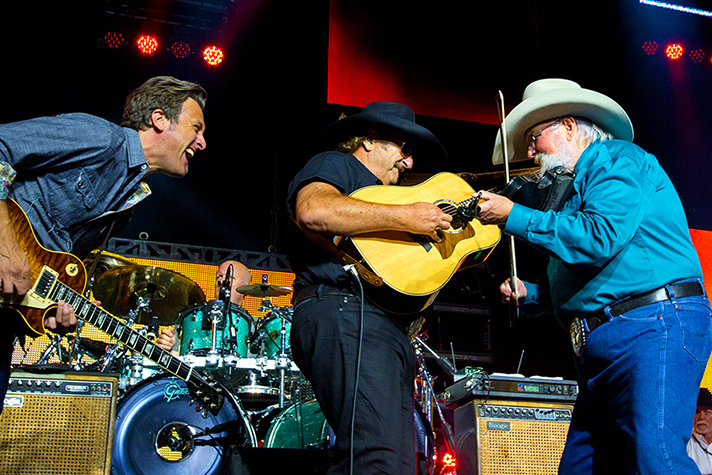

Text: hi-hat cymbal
xmin=93 ymin=265 xmax=205 ymax=325
xmin=235 ymin=284 xmax=293 ymax=297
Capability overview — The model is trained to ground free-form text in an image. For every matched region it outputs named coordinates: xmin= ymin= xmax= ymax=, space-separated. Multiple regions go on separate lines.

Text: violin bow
xmin=496 ymin=90 xmax=520 ymax=324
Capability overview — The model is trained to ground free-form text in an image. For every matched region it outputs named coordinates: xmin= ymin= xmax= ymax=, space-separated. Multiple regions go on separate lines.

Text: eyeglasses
xmin=395 ymin=140 xmax=415 ymax=158
xmin=526 ymin=119 xmax=562 ymax=149
xmin=376 ymin=138 xmax=415 ymax=158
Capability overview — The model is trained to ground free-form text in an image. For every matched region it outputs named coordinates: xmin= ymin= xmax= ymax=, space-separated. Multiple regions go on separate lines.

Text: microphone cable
xmin=343 ymin=264 xmax=364 ymax=475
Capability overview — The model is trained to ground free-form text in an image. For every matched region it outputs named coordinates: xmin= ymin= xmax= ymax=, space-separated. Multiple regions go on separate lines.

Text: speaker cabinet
xmin=0 ymin=371 xmax=117 ymax=475
xmin=454 ymin=398 xmax=573 ymax=475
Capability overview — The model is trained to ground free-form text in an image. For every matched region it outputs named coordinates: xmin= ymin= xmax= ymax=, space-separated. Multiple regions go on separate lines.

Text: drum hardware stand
xmin=412 ymin=336 xmax=457 ymax=462
xmin=206 ymin=300 xmax=226 ymax=367
xmin=276 ymin=318 xmax=290 ymax=408
xmin=36 ymin=333 xmax=68 ymax=365
xmin=99 ymin=296 xmax=150 ymax=372
xmin=258 ymin=301 xmax=293 ymax=409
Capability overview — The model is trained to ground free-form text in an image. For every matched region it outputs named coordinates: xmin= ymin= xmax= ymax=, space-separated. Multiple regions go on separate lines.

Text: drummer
xmin=164 ymin=260 xmax=252 ymax=355
xmin=216 ymin=260 xmax=253 ymax=307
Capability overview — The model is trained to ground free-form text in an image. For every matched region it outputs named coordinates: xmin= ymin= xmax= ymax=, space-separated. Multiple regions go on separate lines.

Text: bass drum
xmin=262 ymin=399 xmax=332 ymax=449
xmin=111 ymin=375 xmax=256 ymax=475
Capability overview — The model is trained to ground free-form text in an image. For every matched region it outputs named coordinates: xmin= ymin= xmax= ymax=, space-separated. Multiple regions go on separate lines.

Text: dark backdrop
xmin=3 ymin=0 xmax=712 ymax=381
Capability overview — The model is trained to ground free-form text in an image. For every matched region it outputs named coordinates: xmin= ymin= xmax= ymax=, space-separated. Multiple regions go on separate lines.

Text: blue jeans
xmin=559 ymin=281 xmax=712 ymax=474
xmin=290 ymin=286 xmax=417 ymax=475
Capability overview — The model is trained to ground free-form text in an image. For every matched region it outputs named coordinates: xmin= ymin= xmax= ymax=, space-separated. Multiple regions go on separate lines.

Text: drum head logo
xmin=163 ymin=379 xmax=189 ymax=402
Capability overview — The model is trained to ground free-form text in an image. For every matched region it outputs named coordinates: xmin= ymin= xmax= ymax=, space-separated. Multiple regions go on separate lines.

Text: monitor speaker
xmin=0 ymin=371 xmax=117 ymax=475
xmin=454 ymin=398 xmax=573 ymax=475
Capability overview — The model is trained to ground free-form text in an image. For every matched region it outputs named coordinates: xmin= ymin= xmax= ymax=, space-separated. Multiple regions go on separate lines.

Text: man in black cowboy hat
xmin=286 ymin=101 xmax=451 ymax=474
xmin=475 ymin=78 xmax=711 ymax=473
xmin=688 ymin=388 xmax=712 ymax=474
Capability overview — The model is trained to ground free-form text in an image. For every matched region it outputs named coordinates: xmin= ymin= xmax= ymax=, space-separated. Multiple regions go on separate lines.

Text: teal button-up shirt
xmin=505 ymin=139 xmax=702 ymax=322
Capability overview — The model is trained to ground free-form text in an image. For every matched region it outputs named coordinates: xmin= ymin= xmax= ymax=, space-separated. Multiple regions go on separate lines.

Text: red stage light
xmin=642 ymin=41 xmax=658 ymax=55
xmin=689 ymin=49 xmax=705 ymax=63
xmin=202 ymin=46 xmax=224 ymax=66
xmin=437 ymin=451 xmax=457 ymax=474
xmin=104 ymin=32 xmax=125 ymax=49
xmin=665 ymin=43 xmax=684 ymax=60
xmin=137 ymin=35 xmax=159 ymax=55
xmin=171 ymin=42 xmax=192 ymax=59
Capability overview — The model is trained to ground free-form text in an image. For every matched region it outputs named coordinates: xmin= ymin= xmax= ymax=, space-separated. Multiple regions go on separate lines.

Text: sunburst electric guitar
xmin=0 ymin=198 xmax=225 ymax=415
xmin=331 ymin=172 xmax=501 ymax=314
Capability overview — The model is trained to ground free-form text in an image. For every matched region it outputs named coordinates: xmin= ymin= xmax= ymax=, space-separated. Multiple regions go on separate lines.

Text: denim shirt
xmin=1 ymin=113 xmax=151 ymax=257
xmin=504 ymin=140 xmax=702 ymax=321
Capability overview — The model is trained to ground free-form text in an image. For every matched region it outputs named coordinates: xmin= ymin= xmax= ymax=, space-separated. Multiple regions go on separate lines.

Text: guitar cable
xmin=342 ymin=263 xmax=364 ymax=475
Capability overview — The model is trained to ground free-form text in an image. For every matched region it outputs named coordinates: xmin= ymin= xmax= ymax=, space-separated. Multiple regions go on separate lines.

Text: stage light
xmin=104 ymin=32 xmax=125 ymax=49
xmin=642 ymin=41 xmax=658 ymax=55
xmin=171 ymin=42 xmax=192 ymax=59
xmin=203 ymin=46 xmax=224 ymax=66
xmin=137 ymin=35 xmax=159 ymax=55
xmin=665 ymin=43 xmax=684 ymax=60
xmin=639 ymin=1 xmax=712 ymax=18
xmin=439 ymin=452 xmax=457 ymax=475
xmin=690 ymin=49 xmax=706 ymax=63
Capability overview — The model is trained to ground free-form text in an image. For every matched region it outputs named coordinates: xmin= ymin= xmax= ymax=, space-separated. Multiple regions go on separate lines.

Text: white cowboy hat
xmin=492 ymin=78 xmax=634 ymax=164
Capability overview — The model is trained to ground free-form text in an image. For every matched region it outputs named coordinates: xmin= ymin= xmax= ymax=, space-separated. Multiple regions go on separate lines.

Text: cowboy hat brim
xmin=492 ymin=82 xmax=634 ymax=165
xmin=322 ymin=108 xmax=448 ymax=166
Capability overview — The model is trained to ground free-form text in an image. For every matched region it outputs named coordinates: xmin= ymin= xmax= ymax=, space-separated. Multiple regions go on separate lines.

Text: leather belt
xmin=570 ymin=281 xmax=704 ymax=356
xmin=293 ymin=284 xmax=354 ymax=306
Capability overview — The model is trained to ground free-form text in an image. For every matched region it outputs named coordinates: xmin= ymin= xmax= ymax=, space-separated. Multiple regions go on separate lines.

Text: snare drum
xmin=178 ymin=301 xmax=254 ymax=357
xmin=112 ymin=375 xmax=256 ymax=475
xmin=253 ymin=313 xmax=291 ymax=359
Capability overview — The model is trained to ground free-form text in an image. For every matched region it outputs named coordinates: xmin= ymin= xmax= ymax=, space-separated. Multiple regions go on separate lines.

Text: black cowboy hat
xmin=321 ymin=101 xmax=447 ymax=166
xmin=699 ymin=388 xmax=712 ymax=409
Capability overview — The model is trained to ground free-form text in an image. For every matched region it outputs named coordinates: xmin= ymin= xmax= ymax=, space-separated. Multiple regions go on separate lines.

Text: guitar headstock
xmin=188 ymin=373 xmax=225 ymax=416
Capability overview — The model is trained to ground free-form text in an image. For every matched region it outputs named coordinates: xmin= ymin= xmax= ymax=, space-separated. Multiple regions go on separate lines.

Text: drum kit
xmin=36 ymin=252 xmax=330 ymax=475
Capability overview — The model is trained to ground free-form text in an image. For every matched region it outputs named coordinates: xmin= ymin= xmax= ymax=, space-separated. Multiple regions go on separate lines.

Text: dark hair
xmin=121 ymin=76 xmax=208 ymax=131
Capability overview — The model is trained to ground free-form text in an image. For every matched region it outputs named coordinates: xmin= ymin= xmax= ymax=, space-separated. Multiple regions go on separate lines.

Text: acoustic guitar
xmin=0 ymin=198 xmax=225 ymax=415
xmin=334 ymin=172 xmax=501 ymax=314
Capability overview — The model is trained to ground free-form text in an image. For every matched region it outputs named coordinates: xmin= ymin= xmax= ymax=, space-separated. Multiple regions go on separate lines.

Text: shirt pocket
xmin=75 ymin=167 xmax=98 ymax=210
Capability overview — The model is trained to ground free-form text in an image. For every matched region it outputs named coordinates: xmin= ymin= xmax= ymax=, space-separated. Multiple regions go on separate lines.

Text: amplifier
xmin=454 ymin=398 xmax=573 ymax=475
xmin=0 ymin=371 xmax=117 ymax=475
xmin=441 ymin=373 xmax=578 ymax=407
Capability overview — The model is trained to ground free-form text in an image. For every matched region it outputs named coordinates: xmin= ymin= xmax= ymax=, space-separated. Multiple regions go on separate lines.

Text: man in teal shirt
xmin=476 ymin=79 xmax=711 ymax=474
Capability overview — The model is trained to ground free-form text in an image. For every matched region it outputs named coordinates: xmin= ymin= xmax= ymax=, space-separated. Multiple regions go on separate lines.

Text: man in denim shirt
xmin=476 ymin=79 xmax=712 ymax=474
xmin=0 ymin=76 xmax=207 ymax=408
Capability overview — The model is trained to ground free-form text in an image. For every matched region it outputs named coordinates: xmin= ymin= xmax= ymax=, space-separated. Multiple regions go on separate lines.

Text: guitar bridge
xmin=31 ymin=266 xmax=59 ymax=303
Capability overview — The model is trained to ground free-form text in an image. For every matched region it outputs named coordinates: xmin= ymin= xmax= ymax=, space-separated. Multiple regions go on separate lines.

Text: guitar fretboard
xmin=34 ymin=268 xmax=215 ymax=399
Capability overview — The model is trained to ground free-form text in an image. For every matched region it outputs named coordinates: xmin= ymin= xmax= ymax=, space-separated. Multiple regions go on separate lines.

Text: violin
xmin=499 ymin=166 xmax=575 ymax=212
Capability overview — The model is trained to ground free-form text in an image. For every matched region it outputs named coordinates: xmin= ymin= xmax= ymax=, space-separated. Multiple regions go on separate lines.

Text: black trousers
xmin=290 ymin=286 xmax=417 ymax=475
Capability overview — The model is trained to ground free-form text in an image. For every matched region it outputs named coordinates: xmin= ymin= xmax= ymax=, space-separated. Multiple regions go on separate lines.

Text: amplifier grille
xmin=0 ymin=373 xmax=116 ymax=475
xmin=456 ymin=399 xmax=573 ymax=475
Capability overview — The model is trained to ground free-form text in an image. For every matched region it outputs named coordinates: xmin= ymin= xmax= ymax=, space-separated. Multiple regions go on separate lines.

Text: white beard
xmin=534 ymin=135 xmax=575 ymax=174
xmin=535 ymin=152 xmax=570 ymax=174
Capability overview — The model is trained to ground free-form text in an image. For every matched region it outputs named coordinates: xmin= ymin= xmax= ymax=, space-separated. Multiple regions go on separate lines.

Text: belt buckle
xmin=570 ymin=317 xmax=586 ymax=357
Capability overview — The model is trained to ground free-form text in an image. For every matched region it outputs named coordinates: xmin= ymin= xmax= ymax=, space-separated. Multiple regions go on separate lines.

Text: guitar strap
xmin=292 ymin=218 xmax=383 ymax=287
xmin=83 ymin=216 xmax=119 ymax=296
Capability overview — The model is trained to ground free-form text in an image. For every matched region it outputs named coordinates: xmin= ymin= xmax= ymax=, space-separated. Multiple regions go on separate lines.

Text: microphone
xmin=219 ymin=264 xmax=233 ymax=302
xmin=249 ymin=331 xmax=266 ymax=355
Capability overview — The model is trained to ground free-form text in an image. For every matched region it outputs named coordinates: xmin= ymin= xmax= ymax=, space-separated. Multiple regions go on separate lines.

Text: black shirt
xmin=286 ymin=151 xmax=381 ymax=292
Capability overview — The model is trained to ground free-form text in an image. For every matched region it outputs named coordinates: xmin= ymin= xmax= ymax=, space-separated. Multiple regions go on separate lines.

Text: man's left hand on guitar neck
xmin=44 ymin=300 xmax=82 ymax=335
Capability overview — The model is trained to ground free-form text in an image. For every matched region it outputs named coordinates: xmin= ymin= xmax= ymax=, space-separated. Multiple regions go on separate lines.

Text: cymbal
xmin=93 ymin=265 xmax=205 ymax=325
xmin=235 ymin=284 xmax=293 ymax=297
xmin=83 ymin=250 xmax=134 ymax=277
